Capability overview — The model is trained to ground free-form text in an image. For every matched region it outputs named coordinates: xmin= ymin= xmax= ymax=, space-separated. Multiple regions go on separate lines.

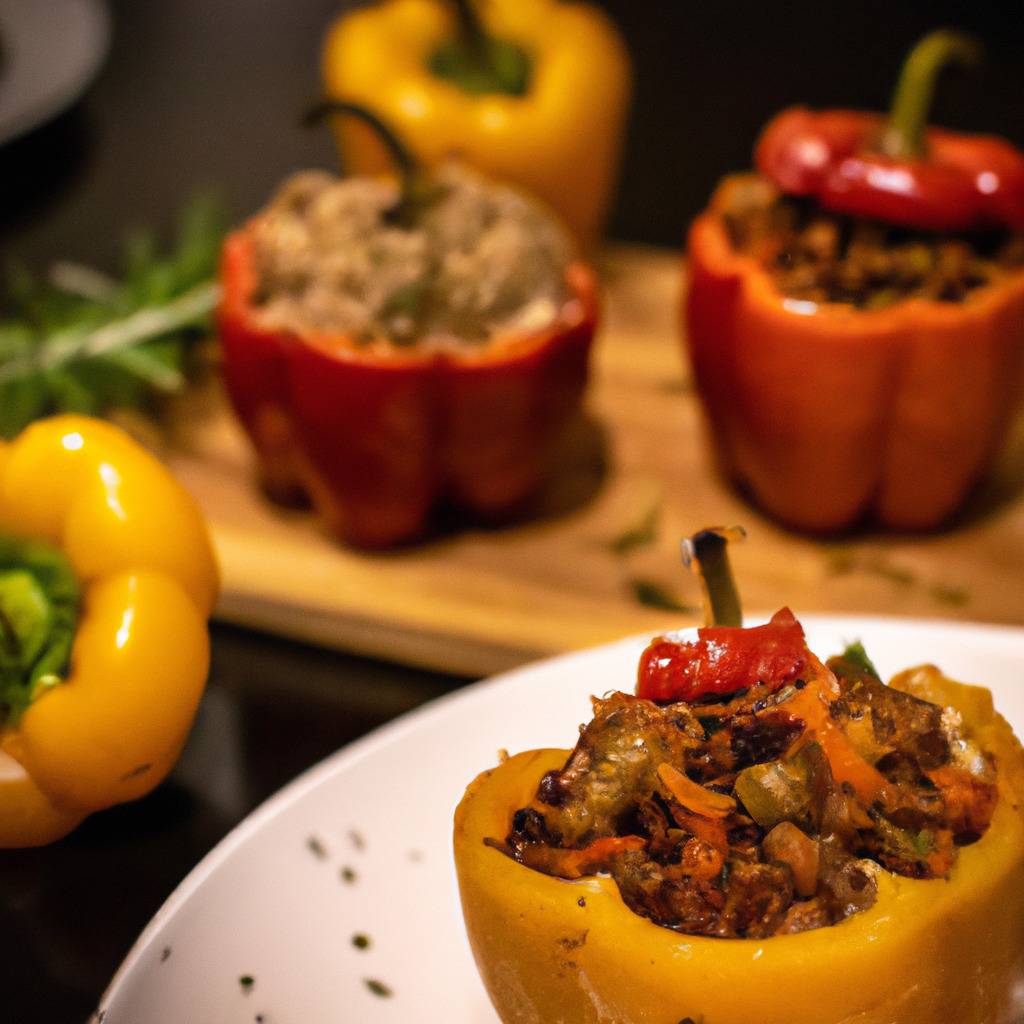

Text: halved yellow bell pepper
xmin=0 ymin=415 xmax=218 ymax=847
xmin=454 ymin=670 xmax=1024 ymax=1023
xmin=321 ymin=0 xmax=632 ymax=250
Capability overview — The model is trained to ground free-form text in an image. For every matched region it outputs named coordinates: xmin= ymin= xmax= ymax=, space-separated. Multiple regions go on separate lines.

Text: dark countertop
xmin=2 ymin=2 xmax=1023 ymax=1020
xmin=0 ymin=622 xmax=464 ymax=1021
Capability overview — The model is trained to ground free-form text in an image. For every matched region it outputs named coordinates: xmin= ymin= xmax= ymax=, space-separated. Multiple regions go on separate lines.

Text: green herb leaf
xmin=839 ymin=640 xmax=880 ymax=679
xmin=364 ymin=978 xmax=393 ymax=998
xmin=931 ymin=583 xmax=970 ymax=607
xmin=609 ymin=502 xmax=660 ymax=555
xmin=629 ymin=579 xmax=697 ymax=614
xmin=0 ymin=195 xmax=224 ymax=438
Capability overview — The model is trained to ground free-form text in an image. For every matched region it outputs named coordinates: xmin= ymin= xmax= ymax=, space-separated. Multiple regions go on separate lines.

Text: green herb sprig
xmin=0 ymin=196 xmax=225 ymax=439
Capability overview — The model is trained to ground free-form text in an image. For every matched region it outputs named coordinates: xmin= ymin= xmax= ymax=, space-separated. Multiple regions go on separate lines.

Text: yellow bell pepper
xmin=454 ymin=670 xmax=1024 ymax=1023
xmin=321 ymin=0 xmax=632 ymax=250
xmin=0 ymin=415 xmax=218 ymax=847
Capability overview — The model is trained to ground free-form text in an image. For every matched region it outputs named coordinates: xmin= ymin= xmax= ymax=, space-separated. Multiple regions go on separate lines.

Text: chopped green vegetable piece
xmin=735 ymin=756 xmax=812 ymax=830
xmin=912 ymin=829 xmax=936 ymax=856
xmin=839 ymin=640 xmax=880 ymax=679
xmin=0 ymin=536 xmax=79 ymax=724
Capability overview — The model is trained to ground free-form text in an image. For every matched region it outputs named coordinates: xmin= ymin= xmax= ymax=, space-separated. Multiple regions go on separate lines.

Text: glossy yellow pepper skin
xmin=0 ymin=416 xmax=219 ymax=847
xmin=454 ymin=670 xmax=1024 ymax=1024
xmin=321 ymin=0 xmax=632 ymax=250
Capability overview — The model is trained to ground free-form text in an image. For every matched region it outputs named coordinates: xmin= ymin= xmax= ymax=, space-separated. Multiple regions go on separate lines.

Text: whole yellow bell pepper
xmin=0 ymin=415 xmax=218 ymax=847
xmin=321 ymin=0 xmax=632 ymax=250
xmin=454 ymin=670 xmax=1024 ymax=1023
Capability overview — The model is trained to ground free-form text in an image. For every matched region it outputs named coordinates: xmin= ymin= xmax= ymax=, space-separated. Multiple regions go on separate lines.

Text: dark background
xmin=4 ymin=0 xmax=1024 ymax=269
xmin=1 ymin=2 xmax=1024 ymax=1020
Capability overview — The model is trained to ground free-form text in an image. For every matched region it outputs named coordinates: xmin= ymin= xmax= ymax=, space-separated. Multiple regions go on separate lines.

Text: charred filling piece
xmin=248 ymin=164 xmax=571 ymax=349
xmin=722 ymin=176 xmax=1024 ymax=308
xmin=505 ymin=646 xmax=998 ymax=939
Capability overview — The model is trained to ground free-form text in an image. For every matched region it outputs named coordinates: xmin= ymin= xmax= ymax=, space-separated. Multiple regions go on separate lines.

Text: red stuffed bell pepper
xmin=218 ymin=105 xmax=597 ymax=547
xmin=686 ymin=31 xmax=1024 ymax=532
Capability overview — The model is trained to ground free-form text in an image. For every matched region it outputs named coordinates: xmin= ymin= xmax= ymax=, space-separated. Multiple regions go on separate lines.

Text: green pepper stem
xmin=881 ymin=29 xmax=983 ymax=160
xmin=428 ymin=1 xmax=531 ymax=97
xmin=451 ymin=0 xmax=489 ymax=60
xmin=304 ymin=100 xmax=425 ymax=226
xmin=680 ymin=527 xmax=746 ymax=627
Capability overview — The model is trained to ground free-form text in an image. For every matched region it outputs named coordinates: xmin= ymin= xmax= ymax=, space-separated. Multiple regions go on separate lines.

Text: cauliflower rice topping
xmin=248 ymin=164 xmax=572 ymax=349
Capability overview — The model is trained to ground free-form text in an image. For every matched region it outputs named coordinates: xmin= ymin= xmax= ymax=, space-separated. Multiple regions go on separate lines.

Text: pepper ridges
xmin=686 ymin=176 xmax=1024 ymax=531
xmin=0 ymin=415 xmax=218 ymax=846
xmin=454 ymin=663 xmax=1024 ymax=1024
xmin=686 ymin=30 xmax=1024 ymax=532
xmin=218 ymin=229 xmax=598 ymax=547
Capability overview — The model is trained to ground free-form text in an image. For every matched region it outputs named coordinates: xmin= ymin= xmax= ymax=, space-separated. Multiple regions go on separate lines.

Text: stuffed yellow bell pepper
xmin=321 ymin=0 xmax=632 ymax=250
xmin=0 ymin=415 xmax=218 ymax=847
xmin=455 ymin=608 xmax=1024 ymax=1022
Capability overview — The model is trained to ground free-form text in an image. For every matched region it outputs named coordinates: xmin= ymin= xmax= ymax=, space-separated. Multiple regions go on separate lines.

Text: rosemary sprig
xmin=0 ymin=196 xmax=225 ymax=438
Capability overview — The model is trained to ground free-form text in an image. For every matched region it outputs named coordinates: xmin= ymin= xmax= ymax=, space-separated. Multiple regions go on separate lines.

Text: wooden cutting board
xmin=162 ymin=244 xmax=1024 ymax=678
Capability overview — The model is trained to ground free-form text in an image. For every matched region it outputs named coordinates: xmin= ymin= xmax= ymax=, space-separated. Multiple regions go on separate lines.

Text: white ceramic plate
xmin=0 ymin=0 xmax=110 ymax=146
xmin=98 ymin=616 xmax=1024 ymax=1023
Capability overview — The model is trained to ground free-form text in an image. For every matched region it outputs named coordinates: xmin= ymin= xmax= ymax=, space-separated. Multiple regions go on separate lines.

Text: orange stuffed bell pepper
xmin=218 ymin=105 xmax=598 ymax=548
xmin=0 ymin=415 xmax=218 ymax=847
xmin=685 ymin=31 xmax=1024 ymax=531
xmin=454 ymin=530 xmax=1024 ymax=1023
xmin=320 ymin=0 xmax=632 ymax=250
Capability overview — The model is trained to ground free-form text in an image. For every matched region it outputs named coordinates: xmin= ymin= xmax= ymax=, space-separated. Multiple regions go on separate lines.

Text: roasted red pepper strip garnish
xmin=756 ymin=107 xmax=1024 ymax=233
xmin=755 ymin=31 xmax=1024 ymax=233
xmin=636 ymin=607 xmax=807 ymax=702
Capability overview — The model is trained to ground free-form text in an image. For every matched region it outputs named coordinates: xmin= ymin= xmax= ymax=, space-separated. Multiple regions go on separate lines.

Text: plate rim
xmin=100 ymin=612 xmax=1024 ymax=1010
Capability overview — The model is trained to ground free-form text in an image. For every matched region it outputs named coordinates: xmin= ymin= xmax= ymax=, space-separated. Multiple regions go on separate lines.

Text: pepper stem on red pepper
xmin=304 ymin=100 xmax=434 ymax=228
xmin=680 ymin=526 xmax=745 ymax=627
xmin=428 ymin=0 xmax=531 ymax=97
xmin=881 ymin=29 xmax=983 ymax=160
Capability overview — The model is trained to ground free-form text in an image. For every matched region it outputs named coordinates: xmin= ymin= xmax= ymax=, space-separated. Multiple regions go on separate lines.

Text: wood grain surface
xmin=163 ymin=245 xmax=1024 ymax=677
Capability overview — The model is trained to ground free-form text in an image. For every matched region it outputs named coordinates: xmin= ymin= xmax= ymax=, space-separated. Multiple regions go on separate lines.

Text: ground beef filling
xmin=247 ymin=164 xmax=571 ymax=350
xmin=722 ymin=176 xmax=1024 ymax=308
xmin=505 ymin=653 xmax=998 ymax=939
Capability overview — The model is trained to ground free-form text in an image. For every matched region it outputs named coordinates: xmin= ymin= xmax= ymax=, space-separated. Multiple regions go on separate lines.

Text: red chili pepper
xmin=755 ymin=31 xmax=1024 ymax=233
xmin=636 ymin=607 xmax=808 ymax=703
xmin=218 ymin=231 xmax=597 ymax=548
